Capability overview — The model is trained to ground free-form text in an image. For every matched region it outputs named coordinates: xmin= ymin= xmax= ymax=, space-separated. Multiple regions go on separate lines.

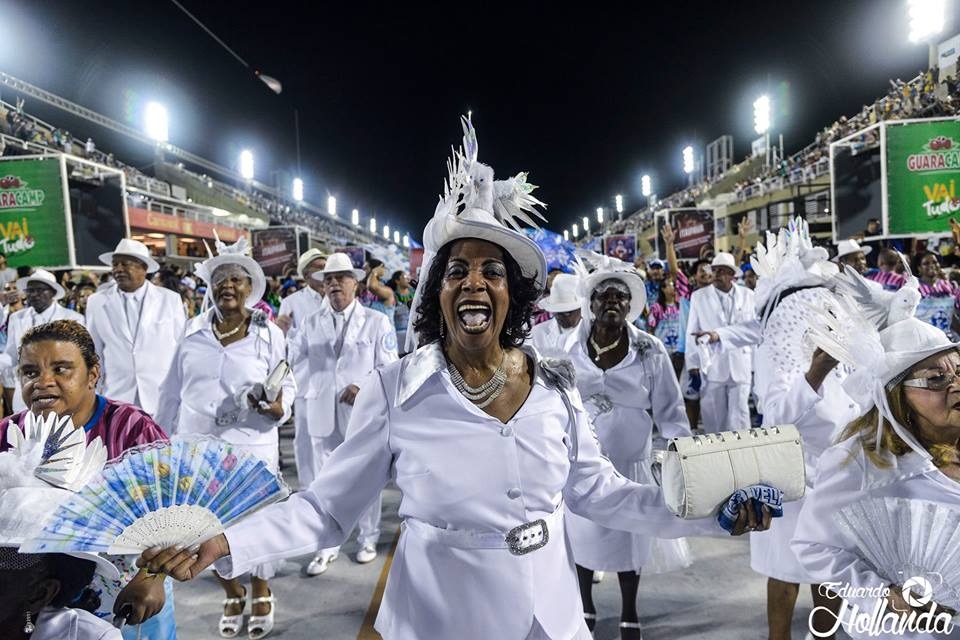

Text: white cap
xmin=99 ymin=238 xmax=160 ymax=273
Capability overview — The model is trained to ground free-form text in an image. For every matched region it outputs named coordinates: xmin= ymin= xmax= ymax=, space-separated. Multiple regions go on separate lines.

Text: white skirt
xmin=223 ymin=440 xmax=283 ymax=581
xmin=749 ymin=496 xmax=813 ymax=584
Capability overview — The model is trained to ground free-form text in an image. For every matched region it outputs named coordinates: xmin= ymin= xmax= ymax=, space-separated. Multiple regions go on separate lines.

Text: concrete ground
xmin=170 ymin=426 xmax=829 ymax=640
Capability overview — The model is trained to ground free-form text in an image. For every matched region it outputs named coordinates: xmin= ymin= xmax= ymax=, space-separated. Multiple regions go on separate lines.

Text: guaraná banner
xmin=886 ymin=120 xmax=960 ymax=235
xmin=0 ymin=157 xmax=69 ymax=267
xmin=656 ymin=209 xmax=715 ymax=261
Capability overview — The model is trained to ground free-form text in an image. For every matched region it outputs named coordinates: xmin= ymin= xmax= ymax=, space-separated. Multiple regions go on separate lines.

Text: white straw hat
xmin=313 ymin=252 xmax=365 ymax=281
xmin=99 ymin=238 xmax=160 ymax=273
xmin=195 ymin=234 xmax=266 ymax=310
xmin=539 ymin=273 xmax=582 ymax=313
xmin=832 ymin=239 xmax=873 ymax=262
xmin=296 ymin=249 xmax=328 ymax=279
xmin=574 ymin=251 xmax=647 ymax=323
xmin=16 ymin=269 xmax=66 ymax=301
xmin=711 ymin=252 xmax=737 ymax=272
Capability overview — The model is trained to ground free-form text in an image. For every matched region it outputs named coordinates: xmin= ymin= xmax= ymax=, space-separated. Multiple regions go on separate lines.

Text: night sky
xmin=1 ymin=0 xmax=947 ymax=240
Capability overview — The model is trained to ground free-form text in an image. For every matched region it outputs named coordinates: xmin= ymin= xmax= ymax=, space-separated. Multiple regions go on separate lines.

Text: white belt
xmin=403 ymin=503 xmax=564 ymax=556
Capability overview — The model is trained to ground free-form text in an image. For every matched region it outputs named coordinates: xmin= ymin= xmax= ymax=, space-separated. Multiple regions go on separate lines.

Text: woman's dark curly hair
xmin=412 ymin=240 xmax=541 ymax=349
xmin=20 ymin=320 xmax=99 ymax=370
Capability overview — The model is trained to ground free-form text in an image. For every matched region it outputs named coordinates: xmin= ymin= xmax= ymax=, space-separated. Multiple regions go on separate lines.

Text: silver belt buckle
xmin=505 ymin=518 xmax=549 ymax=556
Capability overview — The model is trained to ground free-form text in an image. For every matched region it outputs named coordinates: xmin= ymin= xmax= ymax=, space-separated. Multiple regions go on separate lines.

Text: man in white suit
xmin=85 ymin=239 xmax=186 ymax=415
xmin=685 ymin=252 xmax=755 ymax=432
xmin=1 ymin=269 xmax=84 ymax=414
xmin=529 ymin=273 xmax=582 ymax=356
xmin=287 ymin=253 xmax=398 ymax=575
xmin=276 ymin=248 xmax=327 ymax=337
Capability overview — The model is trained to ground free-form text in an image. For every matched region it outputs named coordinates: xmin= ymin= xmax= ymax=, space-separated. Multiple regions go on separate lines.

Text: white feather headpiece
xmin=572 ymin=249 xmax=647 ymax=323
xmin=3 ymin=412 xmax=106 ymax=491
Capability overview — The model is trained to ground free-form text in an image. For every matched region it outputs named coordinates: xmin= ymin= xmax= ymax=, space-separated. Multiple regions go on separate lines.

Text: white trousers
xmin=294 ymin=407 xmax=382 ymax=551
xmin=699 ymin=379 xmax=751 ymax=433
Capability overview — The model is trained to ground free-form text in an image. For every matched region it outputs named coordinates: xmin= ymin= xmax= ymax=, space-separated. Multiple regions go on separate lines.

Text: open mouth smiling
xmin=31 ymin=394 xmax=59 ymax=410
xmin=457 ymin=302 xmax=492 ymax=334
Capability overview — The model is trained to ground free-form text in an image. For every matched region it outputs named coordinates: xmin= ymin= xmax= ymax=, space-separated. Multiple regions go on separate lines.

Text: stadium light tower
xmin=327 ymin=196 xmax=337 ymax=217
xmin=572 ymin=223 xmax=579 ymax=239
xmin=908 ymin=0 xmax=947 ymax=68
xmin=239 ymin=150 xmax=254 ymax=181
xmin=641 ymin=174 xmax=652 ymax=197
xmin=615 ymin=194 xmax=623 ymax=214
xmin=582 ymin=216 xmax=590 ymax=233
xmin=596 ymin=207 xmax=604 ymax=224
xmin=403 ymin=234 xmax=410 ymax=248
xmin=292 ymin=178 xmax=304 ymax=203
xmin=352 ymin=209 xmax=360 ymax=226
xmin=753 ymin=95 xmax=771 ymax=135
xmin=383 ymin=224 xmax=390 ymax=240
xmin=370 ymin=217 xmax=377 ymax=234
xmin=564 ymin=230 xmax=569 ymax=241
xmin=394 ymin=230 xmax=400 ymax=244
xmin=145 ymin=102 xmax=168 ymax=143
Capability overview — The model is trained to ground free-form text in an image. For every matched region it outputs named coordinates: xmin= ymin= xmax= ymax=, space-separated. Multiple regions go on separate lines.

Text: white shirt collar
xmin=331 ymin=299 xmax=357 ymax=317
xmin=32 ymin=304 xmax=57 ymax=323
xmin=119 ymin=281 xmax=148 ymax=302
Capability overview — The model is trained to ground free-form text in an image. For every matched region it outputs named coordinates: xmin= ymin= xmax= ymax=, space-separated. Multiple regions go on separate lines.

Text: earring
xmin=439 ymin=315 xmax=446 ymax=339
xmin=24 ymin=611 xmax=34 ymax=635
xmin=506 ymin=327 xmax=513 ymax=336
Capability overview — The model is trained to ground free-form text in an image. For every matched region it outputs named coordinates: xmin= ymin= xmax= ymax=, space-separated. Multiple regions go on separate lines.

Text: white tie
xmin=124 ymin=294 xmax=139 ymax=338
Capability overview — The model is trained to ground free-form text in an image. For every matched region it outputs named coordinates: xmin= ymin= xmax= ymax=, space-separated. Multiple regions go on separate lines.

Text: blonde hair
xmin=840 ymin=382 xmax=960 ymax=468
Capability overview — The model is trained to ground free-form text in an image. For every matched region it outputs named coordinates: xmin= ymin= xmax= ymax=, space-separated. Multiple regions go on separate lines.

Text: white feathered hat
xmin=805 ymin=262 xmax=955 ymax=460
xmin=404 ymin=116 xmax=548 ymax=352
xmin=195 ymin=232 xmax=266 ymax=312
xmin=572 ymin=250 xmax=647 ymax=323
xmin=0 ymin=412 xmax=119 ymax=578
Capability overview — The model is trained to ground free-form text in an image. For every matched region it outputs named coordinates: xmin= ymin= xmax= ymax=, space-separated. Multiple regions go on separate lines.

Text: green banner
xmin=0 ymin=157 xmax=69 ymax=267
xmin=886 ymin=120 xmax=960 ymax=235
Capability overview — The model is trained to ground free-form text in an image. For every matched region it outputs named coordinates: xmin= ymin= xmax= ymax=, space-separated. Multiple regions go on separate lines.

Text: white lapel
xmin=343 ymin=303 xmax=366 ymax=347
xmin=104 ymin=286 xmax=134 ymax=344
xmin=135 ymin=283 xmax=159 ymax=347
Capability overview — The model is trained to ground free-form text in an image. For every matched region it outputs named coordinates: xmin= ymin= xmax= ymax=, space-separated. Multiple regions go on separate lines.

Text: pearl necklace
xmin=589 ymin=332 xmax=621 ymax=363
xmin=447 ymin=351 xmax=508 ymax=409
xmin=213 ymin=318 xmax=245 ymax=340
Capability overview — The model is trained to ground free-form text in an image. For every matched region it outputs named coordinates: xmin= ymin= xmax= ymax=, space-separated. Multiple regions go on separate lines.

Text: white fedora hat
xmin=195 ymin=235 xmax=266 ymax=310
xmin=832 ymin=239 xmax=872 ymax=262
xmin=297 ymin=248 xmax=328 ymax=279
xmin=574 ymin=251 xmax=647 ymax=323
xmin=313 ymin=252 xmax=365 ymax=281
xmin=16 ymin=269 xmax=65 ymax=301
xmin=710 ymin=252 xmax=738 ymax=272
xmin=99 ymin=238 xmax=160 ymax=273
xmin=539 ymin=273 xmax=582 ymax=313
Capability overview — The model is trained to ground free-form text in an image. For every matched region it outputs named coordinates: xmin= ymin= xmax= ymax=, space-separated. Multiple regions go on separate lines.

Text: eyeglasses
xmin=903 ymin=366 xmax=960 ymax=391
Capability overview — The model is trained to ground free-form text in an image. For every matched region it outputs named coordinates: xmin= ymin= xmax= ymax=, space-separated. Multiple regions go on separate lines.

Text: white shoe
xmin=356 ymin=544 xmax=377 ymax=564
xmin=219 ymin=589 xmax=246 ymax=638
xmin=305 ymin=551 xmax=338 ymax=576
xmin=248 ymin=592 xmax=275 ymax=640
xmin=593 ymin=571 xmax=604 ymax=584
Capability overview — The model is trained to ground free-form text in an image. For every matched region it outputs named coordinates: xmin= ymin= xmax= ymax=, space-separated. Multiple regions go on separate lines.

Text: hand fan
xmin=20 ymin=436 xmax=290 ymax=555
xmin=835 ymin=496 xmax=960 ymax=611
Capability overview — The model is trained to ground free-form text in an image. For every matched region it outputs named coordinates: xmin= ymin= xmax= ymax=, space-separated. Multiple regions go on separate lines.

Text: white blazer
xmin=277 ymin=286 xmax=327 ymax=339
xmin=287 ymin=300 xmax=398 ymax=436
xmin=214 ymin=343 xmax=719 ymax=640
xmin=85 ymin=282 xmax=186 ymax=415
xmin=1 ymin=304 xmax=84 ymax=412
xmin=529 ymin=317 xmax=580 ymax=357
xmin=685 ymin=284 xmax=756 ymax=384
xmin=156 ymin=310 xmax=295 ymax=448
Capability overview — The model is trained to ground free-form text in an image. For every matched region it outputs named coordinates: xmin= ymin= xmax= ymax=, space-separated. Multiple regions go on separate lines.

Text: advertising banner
xmin=656 ymin=209 xmax=715 ymax=261
xmin=251 ymin=227 xmax=299 ymax=277
xmin=409 ymin=247 xmax=424 ymax=280
xmin=128 ymin=207 xmax=245 ymax=242
xmin=886 ymin=120 xmax=960 ymax=236
xmin=523 ymin=228 xmax=576 ymax=272
xmin=0 ymin=157 xmax=69 ymax=267
xmin=604 ymin=234 xmax=636 ymax=264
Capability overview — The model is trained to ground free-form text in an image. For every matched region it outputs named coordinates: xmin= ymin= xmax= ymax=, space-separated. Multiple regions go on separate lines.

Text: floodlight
xmin=145 ymin=102 xmax=169 ymax=143
xmin=563 ymin=230 xmax=569 ymax=241
xmin=641 ymin=175 xmax=652 ymax=197
xmin=292 ymin=178 xmax=304 ymax=202
xmin=352 ymin=209 xmax=360 ymax=225
xmin=394 ymin=230 xmax=400 ymax=243
xmin=383 ymin=224 xmax=390 ymax=240
xmin=908 ymin=0 xmax=946 ymax=42
xmin=403 ymin=234 xmax=410 ymax=248
xmin=573 ymin=224 xmax=579 ymax=238
xmin=682 ymin=146 xmax=694 ymax=174
xmin=597 ymin=207 xmax=604 ymax=223
xmin=239 ymin=150 xmax=254 ymax=180
xmin=370 ymin=218 xmax=377 ymax=234
xmin=582 ymin=216 xmax=590 ymax=232
xmin=327 ymin=196 xmax=337 ymax=216
xmin=753 ymin=95 xmax=771 ymax=135
xmin=615 ymin=195 xmax=623 ymax=214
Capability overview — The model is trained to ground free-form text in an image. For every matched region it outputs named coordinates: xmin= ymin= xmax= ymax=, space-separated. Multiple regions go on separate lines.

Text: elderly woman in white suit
xmin=565 ymin=254 xmax=692 ymax=638
xmin=142 ymin=117 xmax=775 ymax=640
xmin=288 ymin=252 xmax=398 ymax=575
xmin=156 ymin=237 xmax=294 ymax=640
xmin=529 ymin=273 xmax=582 ymax=357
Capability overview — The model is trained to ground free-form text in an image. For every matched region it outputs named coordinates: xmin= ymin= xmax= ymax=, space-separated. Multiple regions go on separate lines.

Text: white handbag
xmin=660 ymin=425 xmax=806 ymax=519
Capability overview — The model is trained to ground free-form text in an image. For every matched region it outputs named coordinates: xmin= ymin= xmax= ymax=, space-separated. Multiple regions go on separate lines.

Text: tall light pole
xmin=572 ymin=223 xmax=579 ymax=239
xmin=682 ymin=146 xmax=695 ymax=186
xmin=352 ymin=209 xmax=360 ymax=226
xmin=370 ymin=217 xmax=377 ymax=234
xmin=754 ymin=94 xmax=772 ymax=167
xmin=908 ymin=0 xmax=947 ymax=68
xmin=615 ymin=194 xmax=623 ymax=215
xmin=292 ymin=177 xmax=304 ymax=203
xmin=383 ymin=224 xmax=390 ymax=240
xmin=641 ymin=174 xmax=653 ymax=206
xmin=596 ymin=207 xmax=604 ymax=224
xmin=239 ymin=150 xmax=254 ymax=181
xmin=145 ymin=102 xmax=169 ymax=143
xmin=394 ymin=230 xmax=400 ymax=244
xmin=564 ymin=230 xmax=569 ymax=241
xmin=582 ymin=216 xmax=590 ymax=234
xmin=327 ymin=196 xmax=337 ymax=217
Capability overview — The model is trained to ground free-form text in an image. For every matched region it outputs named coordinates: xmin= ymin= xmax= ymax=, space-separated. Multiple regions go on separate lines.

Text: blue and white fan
xmin=20 ymin=436 xmax=290 ymax=555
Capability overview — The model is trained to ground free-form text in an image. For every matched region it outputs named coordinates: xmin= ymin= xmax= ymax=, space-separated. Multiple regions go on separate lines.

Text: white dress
xmin=565 ymin=323 xmax=692 ymax=572
xmin=793 ymin=437 xmax=960 ymax=639
xmin=157 ymin=309 xmax=296 ymax=579
xmin=214 ymin=343 xmax=720 ymax=640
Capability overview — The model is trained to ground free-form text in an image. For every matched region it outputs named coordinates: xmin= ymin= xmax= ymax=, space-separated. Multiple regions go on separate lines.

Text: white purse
xmin=659 ymin=426 xmax=806 ymax=519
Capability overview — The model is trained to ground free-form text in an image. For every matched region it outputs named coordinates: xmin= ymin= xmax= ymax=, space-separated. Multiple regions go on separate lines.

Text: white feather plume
xmin=831 ymin=255 xmax=921 ymax=329
xmin=802 ymin=293 xmax=884 ymax=373
xmin=4 ymin=412 xmax=106 ymax=491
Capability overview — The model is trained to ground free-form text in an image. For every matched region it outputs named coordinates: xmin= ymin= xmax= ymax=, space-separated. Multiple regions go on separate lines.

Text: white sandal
xmin=619 ymin=620 xmax=642 ymax=638
xmin=248 ymin=592 xmax=276 ymax=640
xmin=219 ymin=588 xmax=246 ymax=638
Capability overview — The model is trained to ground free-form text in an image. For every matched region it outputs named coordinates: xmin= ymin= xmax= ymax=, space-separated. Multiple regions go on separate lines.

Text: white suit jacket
xmin=1 ymin=304 xmax=84 ymax=412
xmin=529 ymin=317 xmax=580 ymax=357
xmin=685 ymin=284 xmax=756 ymax=384
xmin=278 ymin=287 xmax=327 ymax=338
xmin=215 ymin=343 xmax=719 ymax=640
xmin=85 ymin=282 xmax=186 ymax=415
xmin=287 ymin=300 xmax=398 ymax=436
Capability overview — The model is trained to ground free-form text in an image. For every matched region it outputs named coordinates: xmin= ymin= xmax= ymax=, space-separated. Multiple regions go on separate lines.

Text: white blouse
xmin=215 ymin=343 xmax=718 ymax=640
